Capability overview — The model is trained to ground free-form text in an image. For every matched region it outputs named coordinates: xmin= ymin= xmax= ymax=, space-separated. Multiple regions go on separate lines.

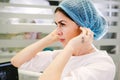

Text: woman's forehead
xmin=54 ymin=11 xmax=72 ymax=22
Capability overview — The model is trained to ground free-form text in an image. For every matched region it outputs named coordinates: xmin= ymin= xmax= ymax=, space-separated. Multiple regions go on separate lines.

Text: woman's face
xmin=55 ymin=11 xmax=81 ymax=47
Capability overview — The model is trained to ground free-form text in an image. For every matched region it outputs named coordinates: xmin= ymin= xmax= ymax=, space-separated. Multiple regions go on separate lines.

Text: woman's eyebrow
xmin=55 ymin=20 xmax=66 ymax=24
xmin=54 ymin=22 xmax=57 ymax=25
xmin=59 ymin=20 xmax=66 ymax=23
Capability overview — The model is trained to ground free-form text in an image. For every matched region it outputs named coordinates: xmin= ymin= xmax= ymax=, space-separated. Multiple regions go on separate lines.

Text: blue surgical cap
xmin=59 ymin=0 xmax=108 ymax=40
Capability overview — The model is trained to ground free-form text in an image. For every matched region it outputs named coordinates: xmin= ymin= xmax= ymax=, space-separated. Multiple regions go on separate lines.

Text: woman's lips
xmin=59 ymin=39 xmax=65 ymax=42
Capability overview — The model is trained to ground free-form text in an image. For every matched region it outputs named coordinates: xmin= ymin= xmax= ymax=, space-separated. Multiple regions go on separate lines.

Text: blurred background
xmin=0 ymin=0 xmax=119 ymax=80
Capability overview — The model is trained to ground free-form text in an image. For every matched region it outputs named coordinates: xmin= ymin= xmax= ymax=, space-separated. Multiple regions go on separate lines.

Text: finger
xmin=87 ymin=28 xmax=94 ymax=38
xmin=80 ymin=27 xmax=87 ymax=43
xmin=80 ymin=27 xmax=86 ymax=35
xmin=83 ymin=28 xmax=91 ymax=36
xmin=84 ymin=27 xmax=89 ymax=35
xmin=85 ymin=28 xmax=94 ymax=42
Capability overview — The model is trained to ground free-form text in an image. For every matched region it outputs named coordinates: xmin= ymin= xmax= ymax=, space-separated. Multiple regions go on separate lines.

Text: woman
xmin=11 ymin=0 xmax=116 ymax=80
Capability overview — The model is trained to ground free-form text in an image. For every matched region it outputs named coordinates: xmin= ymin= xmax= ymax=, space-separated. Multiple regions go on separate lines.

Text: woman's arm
xmin=39 ymin=45 xmax=73 ymax=80
xmin=11 ymin=29 xmax=59 ymax=68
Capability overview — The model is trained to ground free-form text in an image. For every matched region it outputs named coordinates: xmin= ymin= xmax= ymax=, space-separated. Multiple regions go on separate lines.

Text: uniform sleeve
xmin=19 ymin=51 xmax=53 ymax=72
xmin=62 ymin=59 xmax=115 ymax=80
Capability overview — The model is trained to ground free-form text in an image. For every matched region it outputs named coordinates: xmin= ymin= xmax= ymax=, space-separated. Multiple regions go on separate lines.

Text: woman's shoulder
xmin=82 ymin=50 xmax=115 ymax=68
xmin=71 ymin=50 xmax=110 ymax=59
xmin=71 ymin=50 xmax=115 ymax=66
xmin=80 ymin=50 xmax=112 ymax=59
xmin=91 ymin=50 xmax=113 ymax=61
xmin=70 ymin=50 xmax=115 ymax=75
xmin=84 ymin=50 xmax=114 ymax=62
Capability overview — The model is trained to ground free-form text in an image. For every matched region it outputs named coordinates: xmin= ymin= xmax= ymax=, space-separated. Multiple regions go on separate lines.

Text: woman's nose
xmin=57 ymin=28 xmax=63 ymax=36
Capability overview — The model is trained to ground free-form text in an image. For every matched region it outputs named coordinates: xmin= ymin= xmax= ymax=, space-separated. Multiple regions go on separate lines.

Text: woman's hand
xmin=47 ymin=28 xmax=59 ymax=43
xmin=66 ymin=27 xmax=94 ymax=56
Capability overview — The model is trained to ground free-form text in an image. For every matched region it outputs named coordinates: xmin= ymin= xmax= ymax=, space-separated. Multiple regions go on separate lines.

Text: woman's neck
xmin=73 ymin=44 xmax=97 ymax=56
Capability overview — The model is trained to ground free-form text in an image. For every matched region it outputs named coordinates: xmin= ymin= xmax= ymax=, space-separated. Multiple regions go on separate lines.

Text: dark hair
xmin=55 ymin=7 xmax=74 ymax=21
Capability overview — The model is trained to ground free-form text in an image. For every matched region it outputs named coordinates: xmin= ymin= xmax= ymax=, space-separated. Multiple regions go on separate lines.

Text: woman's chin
xmin=61 ymin=42 xmax=68 ymax=47
xmin=62 ymin=44 xmax=65 ymax=47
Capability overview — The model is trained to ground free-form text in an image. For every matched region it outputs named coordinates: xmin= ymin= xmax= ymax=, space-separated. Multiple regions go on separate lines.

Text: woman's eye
xmin=61 ymin=23 xmax=65 ymax=27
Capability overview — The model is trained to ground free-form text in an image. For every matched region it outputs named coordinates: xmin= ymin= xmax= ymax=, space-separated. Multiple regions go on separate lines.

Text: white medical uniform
xmin=19 ymin=49 xmax=116 ymax=80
